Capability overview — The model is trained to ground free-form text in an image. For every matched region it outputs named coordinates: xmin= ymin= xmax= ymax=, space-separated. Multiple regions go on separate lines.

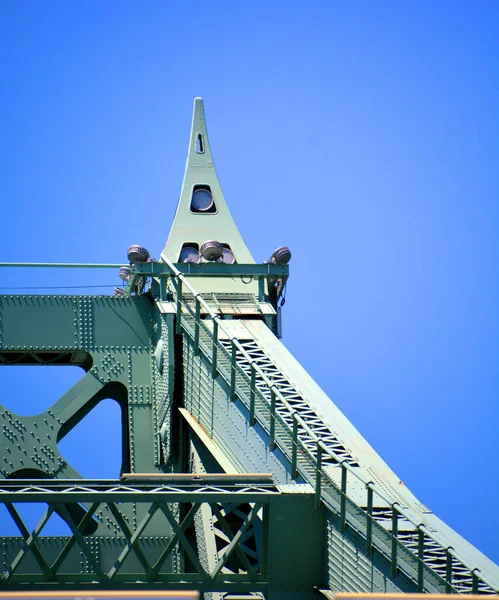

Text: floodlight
xmin=179 ymin=246 xmax=200 ymax=263
xmin=200 ymin=240 xmax=223 ymax=261
xmin=127 ymin=245 xmax=150 ymax=264
xmin=269 ymin=246 xmax=291 ymax=265
xmin=119 ymin=266 xmax=131 ymax=281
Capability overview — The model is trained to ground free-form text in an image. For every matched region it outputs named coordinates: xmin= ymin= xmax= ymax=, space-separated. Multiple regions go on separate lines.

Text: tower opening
xmin=190 ymin=185 xmax=216 ymax=213
xmin=196 ymin=132 xmax=204 ymax=153
xmin=179 ymin=242 xmax=200 ymax=263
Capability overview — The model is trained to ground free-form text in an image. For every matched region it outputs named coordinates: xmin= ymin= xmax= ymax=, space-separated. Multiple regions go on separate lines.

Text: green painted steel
xmin=1 ymin=98 xmax=498 ymax=598
xmin=161 ymin=98 xmax=255 ymax=267
xmin=171 ymin=284 xmax=499 ymax=594
xmin=0 ymin=479 xmax=321 ymax=593
xmin=172 ymin=295 xmax=456 ymax=595
xmin=159 ymin=98 xmax=265 ymax=301
xmin=134 ymin=262 xmax=288 ymax=278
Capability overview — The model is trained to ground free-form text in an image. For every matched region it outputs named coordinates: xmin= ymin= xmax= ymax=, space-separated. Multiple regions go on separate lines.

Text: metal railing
xmin=1 ymin=260 xmax=496 ymax=594
xmin=159 ymin=254 xmax=497 ymax=595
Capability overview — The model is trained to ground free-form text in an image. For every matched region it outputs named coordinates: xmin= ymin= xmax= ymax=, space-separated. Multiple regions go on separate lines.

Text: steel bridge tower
xmin=0 ymin=98 xmax=497 ymax=599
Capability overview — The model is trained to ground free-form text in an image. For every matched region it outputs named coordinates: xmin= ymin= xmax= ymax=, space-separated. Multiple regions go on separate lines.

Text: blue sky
xmin=0 ymin=1 xmax=498 ymax=564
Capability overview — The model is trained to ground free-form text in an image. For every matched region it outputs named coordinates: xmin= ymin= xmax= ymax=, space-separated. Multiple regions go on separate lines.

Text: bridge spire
xmin=161 ymin=97 xmax=255 ymax=265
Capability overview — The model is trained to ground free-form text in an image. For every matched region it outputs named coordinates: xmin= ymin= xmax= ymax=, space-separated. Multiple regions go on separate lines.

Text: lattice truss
xmin=226 ymin=339 xmax=496 ymax=595
xmin=177 ymin=308 xmax=497 ymax=596
xmin=0 ymin=480 xmax=273 ymax=590
xmin=190 ymin=443 xmax=264 ymax=589
xmin=220 ymin=338 xmax=358 ymax=467
xmin=0 ymin=290 xmax=497 ymax=596
xmin=0 ymin=295 xmax=179 ymax=588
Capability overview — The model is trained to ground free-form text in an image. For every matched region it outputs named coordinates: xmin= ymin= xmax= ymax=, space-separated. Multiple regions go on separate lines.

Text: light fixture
xmin=219 ymin=247 xmax=235 ymax=264
xmin=119 ymin=266 xmax=131 ymax=281
xmin=179 ymin=245 xmax=200 ymax=263
xmin=191 ymin=187 xmax=214 ymax=212
xmin=201 ymin=240 xmax=223 ymax=261
xmin=269 ymin=246 xmax=291 ymax=265
xmin=127 ymin=245 xmax=150 ymax=264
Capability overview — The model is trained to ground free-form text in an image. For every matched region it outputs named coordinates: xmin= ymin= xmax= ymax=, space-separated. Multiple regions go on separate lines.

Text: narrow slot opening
xmin=196 ymin=133 xmax=204 ymax=154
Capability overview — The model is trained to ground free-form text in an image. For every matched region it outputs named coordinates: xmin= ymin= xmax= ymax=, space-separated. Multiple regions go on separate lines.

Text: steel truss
xmin=170 ymin=275 xmax=498 ymax=595
xmin=0 ymin=479 xmax=322 ymax=595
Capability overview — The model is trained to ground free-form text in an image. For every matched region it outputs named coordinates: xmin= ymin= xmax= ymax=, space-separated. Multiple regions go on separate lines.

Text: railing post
xmin=340 ymin=464 xmax=347 ymax=532
xmin=418 ymin=528 xmax=424 ymax=592
xmin=194 ymin=297 xmax=200 ymax=356
xmin=391 ymin=507 xmax=398 ymax=578
xmin=175 ymin=279 xmax=183 ymax=334
xmin=258 ymin=276 xmax=265 ymax=302
xmin=269 ymin=388 xmax=276 ymax=450
xmin=315 ymin=441 xmax=322 ymax=509
xmin=230 ymin=340 xmax=236 ymax=401
xmin=366 ymin=486 xmax=373 ymax=557
xmin=291 ymin=413 xmax=298 ymax=479
xmin=212 ymin=320 xmax=218 ymax=378
xmin=445 ymin=550 xmax=453 ymax=592
xmin=249 ymin=364 xmax=256 ymax=425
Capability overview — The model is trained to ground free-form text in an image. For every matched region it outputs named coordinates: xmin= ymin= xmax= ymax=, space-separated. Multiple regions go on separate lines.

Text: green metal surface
xmin=160 ymin=98 xmax=263 ymax=300
xmin=132 ymin=262 xmax=288 ymax=278
xmin=1 ymin=98 xmax=498 ymax=598
xmin=0 ymin=479 xmax=321 ymax=593
xmin=172 ymin=292 xmax=455 ymax=595
xmin=161 ymin=98 xmax=255 ymax=267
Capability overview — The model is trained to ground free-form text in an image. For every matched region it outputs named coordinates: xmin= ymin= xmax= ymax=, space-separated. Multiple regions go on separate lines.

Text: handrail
xmin=179 ymin=305 xmax=450 ymax=590
xmin=0 ymin=259 xmax=493 ymax=590
xmin=159 ymin=253 xmax=497 ymax=594
xmin=166 ymin=258 xmax=420 ymax=519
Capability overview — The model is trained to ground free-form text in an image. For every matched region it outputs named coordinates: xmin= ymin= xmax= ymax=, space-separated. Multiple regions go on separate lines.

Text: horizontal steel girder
xmin=0 ymin=479 xmax=280 ymax=503
xmin=132 ymin=262 xmax=288 ymax=278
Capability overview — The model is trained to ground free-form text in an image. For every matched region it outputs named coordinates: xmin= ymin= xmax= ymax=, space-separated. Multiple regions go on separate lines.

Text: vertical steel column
xmin=418 ymin=529 xmax=425 ymax=592
xmin=269 ymin=388 xmax=276 ymax=450
xmin=366 ymin=486 xmax=373 ymax=557
xmin=194 ymin=297 xmax=200 ymax=356
xmin=446 ymin=550 xmax=453 ymax=593
xmin=315 ymin=441 xmax=322 ymax=509
xmin=340 ymin=465 xmax=347 ymax=532
xmin=249 ymin=364 xmax=256 ymax=425
xmin=472 ymin=571 xmax=479 ymax=594
xmin=291 ymin=413 xmax=298 ymax=480
xmin=230 ymin=340 xmax=236 ymax=401
xmin=391 ymin=507 xmax=398 ymax=578
xmin=175 ymin=279 xmax=183 ymax=334
xmin=261 ymin=503 xmax=269 ymax=579
xmin=212 ymin=320 xmax=218 ymax=378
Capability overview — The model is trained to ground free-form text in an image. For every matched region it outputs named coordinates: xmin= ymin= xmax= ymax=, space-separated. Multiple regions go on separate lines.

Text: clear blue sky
xmin=0 ymin=1 xmax=498 ymax=564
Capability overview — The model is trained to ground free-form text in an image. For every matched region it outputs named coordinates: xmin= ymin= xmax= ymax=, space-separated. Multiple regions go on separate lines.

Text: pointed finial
xmin=161 ymin=98 xmax=255 ymax=265
xmin=186 ymin=97 xmax=213 ymax=168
